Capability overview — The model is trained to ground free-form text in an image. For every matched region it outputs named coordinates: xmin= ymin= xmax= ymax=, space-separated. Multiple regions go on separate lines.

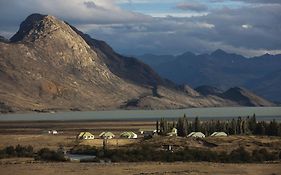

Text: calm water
xmin=66 ymin=154 xmax=96 ymax=161
xmin=0 ymin=107 xmax=281 ymax=121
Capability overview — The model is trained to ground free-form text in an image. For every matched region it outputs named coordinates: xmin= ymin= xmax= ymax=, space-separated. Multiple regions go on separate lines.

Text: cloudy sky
xmin=0 ymin=0 xmax=280 ymax=56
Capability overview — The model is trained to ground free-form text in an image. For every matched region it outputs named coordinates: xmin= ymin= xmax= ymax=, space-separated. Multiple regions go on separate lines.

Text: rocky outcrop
xmin=220 ymin=87 xmax=274 ymax=107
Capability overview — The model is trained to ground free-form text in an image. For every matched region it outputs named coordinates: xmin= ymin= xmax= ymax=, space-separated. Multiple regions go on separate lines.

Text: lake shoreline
xmin=0 ymin=107 xmax=280 ymax=121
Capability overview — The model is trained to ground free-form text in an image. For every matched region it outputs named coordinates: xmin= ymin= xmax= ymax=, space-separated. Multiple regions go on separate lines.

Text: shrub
xmin=70 ymin=145 xmax=98 ymax=155
xmin=4 ymin=146 xmax=16 ymax=156
xmin=15 ymin=144 xmax=33 ymax=157
xmin=229 ymin=147 xmax=252 ymax=163
xmin=36 ymin=148 xmax=66 ymax=161
xmin=66 ymin=144 xmax=281 ymax=163
xmin=252 ymin=149 xmax=264 ymax=162
xmin=252 ymin=148 xmax=279 ymax=162
xmin=0 ymin=145 xmax=34 ymax=159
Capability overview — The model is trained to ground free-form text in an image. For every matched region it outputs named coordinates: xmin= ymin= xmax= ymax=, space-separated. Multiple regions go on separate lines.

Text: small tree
xmin=194 ymin=117 xmax=200 ymax=132
xmin=159 ymin=118 xmax=169 ymax=135
xmin=248 ymin=114 xmax=257 ymax=134
xmin=267 ymin=120 xmax=279 ymax=136
xmin=255 ymin=122 xmax=266 ymax=135
xmin=177 ymin=114 xmax=188 ymax=136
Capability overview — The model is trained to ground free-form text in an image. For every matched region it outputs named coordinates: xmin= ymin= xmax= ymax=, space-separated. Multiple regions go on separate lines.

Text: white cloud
xmin=147 ymin=12 xmax=208 ymax=18
xmin=0 ymin=0 xmax=151 ymax=25
xmin=197 ymin=22 xmax=215 ymax=29
xmin=241 ymin=24 xmax=252 ymax=29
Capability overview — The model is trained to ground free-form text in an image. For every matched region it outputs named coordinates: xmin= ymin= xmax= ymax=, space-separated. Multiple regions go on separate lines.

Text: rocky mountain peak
xmin=211 ymin=49 xmax=228 ymax=57
xmin=10 ymin=14 xmax=48 ymax=42
xmin=10 ymin=14 xmax=103 ymax=68
xmin=10 ymin=14 xmax=79 ymax=43
xmin=180 ymin=51 xmax=196 ymax=58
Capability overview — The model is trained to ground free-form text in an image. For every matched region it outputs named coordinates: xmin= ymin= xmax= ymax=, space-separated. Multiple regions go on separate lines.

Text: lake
xmin=65 ymin=154 xmax=96 ymax=162
xmin=0 ymin=107 xmax=281 ymax=121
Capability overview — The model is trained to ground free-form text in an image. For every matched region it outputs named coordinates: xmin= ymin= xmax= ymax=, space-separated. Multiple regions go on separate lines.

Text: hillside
xmin=195 ymin=86 xmax=224 ymax=96
xmin=0 ymin=14 xmax=275 ymax=113
xmin=220 ymin=87 xmax=274 ymax=107
xmin=0 ymin=36 xmax=9 ymax=43
xmin=138 ymin=50 xmax=281 ymax=102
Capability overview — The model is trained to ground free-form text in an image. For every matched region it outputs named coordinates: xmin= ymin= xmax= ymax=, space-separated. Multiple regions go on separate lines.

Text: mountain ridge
xmin=138 ymin=50 xmax=281 ymax=102
xmin=0 ymin=14 xmax=275 ymax=113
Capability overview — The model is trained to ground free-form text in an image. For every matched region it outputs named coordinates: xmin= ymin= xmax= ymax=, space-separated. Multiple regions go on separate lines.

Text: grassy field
xmin=0 ymin=120 xmax=149 ymax=150
xmin=0 ymin=120 xmax=155 ymax=135
xmin=0 ymin=161 xmax=280 ymax=175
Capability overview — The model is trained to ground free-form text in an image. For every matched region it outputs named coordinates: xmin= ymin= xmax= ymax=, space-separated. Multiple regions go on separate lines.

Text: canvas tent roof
xmin=77 ymin=132 xmax=94 ymax=139
xmin=99 ymin=132 xmax=115 ymax=138
xmin=211 ymin=132 xmax=227 ymax=136
xmin=171 ymin=128 xmax=177 ymax=133
xmin=187 ymin=132 xmax=205 ymax=138
xmin=120 ymin=131 xmax=137 ymax=138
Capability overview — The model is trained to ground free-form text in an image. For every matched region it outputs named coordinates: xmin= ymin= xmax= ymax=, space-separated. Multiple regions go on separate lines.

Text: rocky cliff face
xmin=0 ymin=14 xmax=275 ymax=113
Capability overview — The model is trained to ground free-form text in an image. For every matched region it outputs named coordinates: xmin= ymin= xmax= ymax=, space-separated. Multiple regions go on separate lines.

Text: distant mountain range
xmin=0 ymin=14 xmax=275 ymax=113
xmin=138 ymin=50 xmax=281 ymax=103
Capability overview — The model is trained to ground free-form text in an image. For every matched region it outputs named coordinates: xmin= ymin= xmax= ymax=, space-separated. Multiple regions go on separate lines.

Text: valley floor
xmin=0 ymin=120 xmax=281 ymax=175
xmin=0 ymin=161 xmax=281 ymax=175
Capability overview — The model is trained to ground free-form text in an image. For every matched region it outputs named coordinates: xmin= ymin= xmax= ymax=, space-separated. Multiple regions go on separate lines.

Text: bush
xmin=15 ymin=144 xmax=33 ymax=157
xmin=70 ymin=145 xmax=98 ymax=155
xmin=252 ymin=149 xmax=264 ymax=162
xmin=36 ymin=148 xmax=66 ymax=161
xmin=66 ymin=144 xmax=281 ymax=163
xmin=4 ymin=146 xmax=16 ymax=156
xmin=252 ymin=148 xmax=278 ymax=161
xmin=0 ymin=145 xmax=34 ymax=159
xmin=229 ymin=147 xmax=252 ymax=163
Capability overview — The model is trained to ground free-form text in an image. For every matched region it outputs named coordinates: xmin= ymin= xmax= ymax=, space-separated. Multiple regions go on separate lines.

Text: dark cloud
xmin=84 ymin=1 xmax=97 ymax=8
xmin=175 ymin=2 xmax=208 ymax=12
xmin=201 ymin=5 xmax=281 ymax=50
xmin=88 ymin=4 xmax=281 ymax=56
xmin=0 ymin=0 xmax=280 ymax=56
